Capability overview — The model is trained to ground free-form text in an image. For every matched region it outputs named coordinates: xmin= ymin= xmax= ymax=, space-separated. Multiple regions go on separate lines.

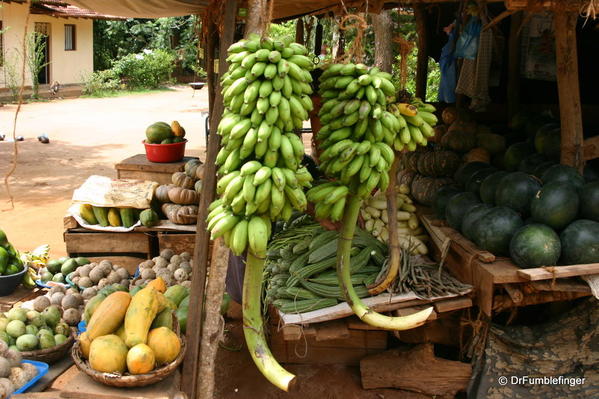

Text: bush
xmin=112 ymin=49 xmax=175 ymax=89
xmin=82 ymin=69 xmax=122 ymax=96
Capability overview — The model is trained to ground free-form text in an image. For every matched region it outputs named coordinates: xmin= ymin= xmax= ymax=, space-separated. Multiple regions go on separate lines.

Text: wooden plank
xmin=414 ymin=5 xmax=428 ymax=99
xmin=433 ymin=297 xmax=473 ymax=313
xmin=314 ymin=319 xmax=350 ymax=341
xmin=395 ymin=306 xmax=437 ymax=321
xmin=505 ymin=0 xmax=582 ymax=10
xmin=584 ymin=135 xmax=599 ymax=161
xmin=116 ymin=170 xmax=176 ymax=185
xmin=530 ymin=280 xmax=591 ymax=293
xmin=12 ymin=393 xmax=61 ymax=399
xmin=395 ymin=316 xmax=462 ymax=347
xmin=157 ymin=232 xmax=196 ymax=255
xmin=114 ymin=154 xmax=193 ymax=173
xmin=28 ymin=356 xmax=74 ymax=393
xmin=474 ymin=264 xmax=495 ymax=317
xmin=64 ymin=232 xmax=151 ymax=254
xmin=64 ymin=215 xmax=78 ymax=230
xmin=493 ymin=291 xmax=590 ymax=312
xmin=554 ymin=11 xmax=584 ymax=171
xmin=517 ymin=263 xmax=599 ymax=281
xmin=0 ymin=287 xmax=43 ymax=312
xmin=478 ymin=260 xmax=525 ymax=284
xmin=503 ymin=283 xmax=524 ymax=303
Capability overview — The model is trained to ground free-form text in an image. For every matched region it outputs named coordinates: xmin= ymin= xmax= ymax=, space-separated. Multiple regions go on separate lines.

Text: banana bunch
xmin=388 ymin=98 xmax=438 ymax=152
xmin=306 ymin=181 xmax=350 ymax=222
xmin=314 ymin=64 xmax=402 ymax=198
xmin=207 ymin=35 xmax=315 ymax=257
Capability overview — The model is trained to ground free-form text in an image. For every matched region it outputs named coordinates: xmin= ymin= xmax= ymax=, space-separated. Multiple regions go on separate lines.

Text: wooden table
xmin=0 ymin=286 xmax=43 ymax=312
xmin=115 ymin=154 xmax=197 ymax=185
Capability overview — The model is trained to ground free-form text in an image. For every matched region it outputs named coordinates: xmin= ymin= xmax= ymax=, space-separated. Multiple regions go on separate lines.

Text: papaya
xmin=146 ymin=122 xmax=173 ymax=143
xmin=119 ymin=208 xmax=137 ymax=228
xmin=164 ymin=285 xmax=189 ymax=306
xmin=175 ymin=305 xmax=188 ymax=334
xmin=0 ymin=247 xmax=8 ymax=275
xmin=147 ymin=327 xmax=181 ymax=365
xmin=89 ymin=334 xmax=128 ymax=373
xmin=115 ymin=324 xmax=127 ymax=342
xmin=140 ymin=209 xmax=159 ymax=227
xmin=107 ymin=208 xmax=122 ymax=227
xmin=127 ymin=343 xmax=156 ymax=374
xmin=92 ymin=206 xmax=110 ymax=227
xmin=80 ymin=204 xmax=98 ymax=225
xmin=146 ymin=277 xmax=167 ymax=293
xmin=151 ymin=308 xmax=173 ymax=330
xmin=87 ymin=291 xmax=131 ymax=340
xmin=124 ymin=287 xmax=161 ymax=347
xmin=83 ymin=294 xmax=106 ymax=322
xmin=79 ymin=331 xmax=93 ymax=359
xmin=171 ymin=121 xmax=186 ymax=138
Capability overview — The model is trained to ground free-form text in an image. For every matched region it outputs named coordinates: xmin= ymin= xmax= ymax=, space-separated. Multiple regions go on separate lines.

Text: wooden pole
xmin=414 ymin=5 xmax=428 ymax=100
xmin=507 ymin=12 xmax=522 ymax=122
xmin=245 ymin=0 xmax=268 ymax=37
xmin=295 ymin=17 xmax=304 ymax=45
xmin=206 ymin=21 xmax=217 ymax=118
xmin=554 ymin=11 xmax=584 ymax=172
xmin=181 ymin=1 xmax=238 ymax=398
xmin=373 ymin=10 xmax=393 ymax=72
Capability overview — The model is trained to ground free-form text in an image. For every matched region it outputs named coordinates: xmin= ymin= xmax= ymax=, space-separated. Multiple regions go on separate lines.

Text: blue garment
xmin=439 ymin=29 xmax=457 ymax=103
xmin=455 ymin=17 xmax=482 ymax=60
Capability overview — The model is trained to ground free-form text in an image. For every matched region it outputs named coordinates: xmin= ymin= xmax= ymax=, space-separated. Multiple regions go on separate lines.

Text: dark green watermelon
xmin=580 ymin=182 xmax=599 ymax=222
xmin=461 ymin=203 xmax=492 ymax=240
xmin=465 ymin=167 xmax=497 ymax=194
xmin=541 ymin=164 xmax=585 ymax=190
xmin=433 ymin=185 xmax=462 ymax=219
xmin=509 ymin=224 xmax=561 ymax=268
xmin=480 ymin=171 xmax=509 ymax=204
xmin=530 ymin=182 xmax=579 ymax=230
xmin=532 ymin=161 xmax=555 ymax=179
xmin=584 ymin=165 xmax=599 ymax=182
xmin=534 ymin=124 xmax=560 ymax=160
xmin=472 ymin=206 xmax=524 ymax=256
xmin=445 ymin=192 xmax=480 ymax=230
xmin=454 ymin=162 xmax=490 ymax=188
xmin=503 ymin=142 xmax=533 ymax=171
xmin=560 ymin=219 xmax=599 ymax=265
xmin=495 ymin=172 xmax=542 ymax=216
xmin=518 ymin=153 xmax=546 ymax=175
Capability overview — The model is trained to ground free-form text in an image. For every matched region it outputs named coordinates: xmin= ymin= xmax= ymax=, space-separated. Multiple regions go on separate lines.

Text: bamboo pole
xmin=414 ymin=5 xmax=428 ymax=100
xmin=181 ymin=1 xmax=238 ymax=398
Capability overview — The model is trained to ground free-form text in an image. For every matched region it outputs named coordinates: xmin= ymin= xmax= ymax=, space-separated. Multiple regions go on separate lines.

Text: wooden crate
xmin=114 ymin=154 xmax=198 ymax=185
xmin=157 ymin=232 xmax=196 ymax=255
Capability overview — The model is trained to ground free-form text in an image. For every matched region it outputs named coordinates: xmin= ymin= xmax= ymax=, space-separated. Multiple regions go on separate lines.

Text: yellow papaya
xmin=107 ymin=208 xmax=122 ymax=227
xmin=171 ymin=121 xmax=186 ymax=137
xmin=87 ymin=291 xmax=131 ymax=340
xmin=89 ymin=334 xmax=128 ymax=373
xmin=80 ymin=204 xmax=98 ymax=225
xmin=115 ymin=324 xmax=127 ymax=343
xmin=124 ymin=287 xmax=160 ymax=347
xmin=79 ymin=331 xmax=92 ymax=359
xmin=147 ymin=327 xmax=181 ymax=365
xmin=146 ymin=277 xmax=167 ymax=293
xmin=127 ymin=344 xmax=156 ymax=374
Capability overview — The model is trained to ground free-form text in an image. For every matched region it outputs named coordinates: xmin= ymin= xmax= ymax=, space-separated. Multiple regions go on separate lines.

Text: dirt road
xmin=0 ymin=86 xmax=209 ymax=255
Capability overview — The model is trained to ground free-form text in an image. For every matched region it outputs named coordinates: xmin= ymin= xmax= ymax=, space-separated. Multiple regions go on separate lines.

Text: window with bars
xmin=64 ymin=24 xmax=76 ymax=51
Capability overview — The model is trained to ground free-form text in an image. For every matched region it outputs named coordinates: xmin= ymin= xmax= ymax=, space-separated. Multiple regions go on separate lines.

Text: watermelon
xmin=509 ymin=224 xmax=561 ymax=268
xmin=530 ymin=182 xmax=579 ymax=230
xmin=503 ymin=142 xmax=533 ymax=171
xmin=534 ymin=124 xmax=560 ymax=160
xmin=532 ymin=161 xmax=555 ymax=179
xmin=146 ymin=122 xmax=174 ymax=143
xmin=495 ymin=172 xmax=542 ymax=216
xmin=584 ymin=164 xmax=599 ymax=182
xmin=433 ymin=185 xmax=462 ymax=219
xmin=580 ymin=182 xmax=599 ymax=222
xmin=477 ymin=133 xmax=506 ymax=155
xmin=445 ymin=192 xmax=480 ymax=230
xmin=480 ymin=171 xmax=509 ymax=204
xmin=465 ymin=167 xmax=497 ymax=194
xmin=454 ymin=162 xmax=490 ymax=188
xmin=472 ymin=207 xmax=524 ymax=256
xmin=518 ymin=153 xmax=546 ymax=175
xmin=541 ymin=164 xmax=585 ymax=190
xmin=560 ymin=220 xmax=599 ymax=265
xmin=461 ymin=203 xmax=492 ymax=240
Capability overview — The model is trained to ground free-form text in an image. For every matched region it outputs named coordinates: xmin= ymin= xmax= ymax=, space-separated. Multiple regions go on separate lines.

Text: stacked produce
xmin=264 ymin=218 xmax=387 ymax=313
xmin=78 ymin=279 xmax=182 ymax=375
xmin=0 ymin=344 xmax=39 ymax=399
xmin=78 ymin=204 xmax=146 ymax=229
xmin=0 ymin=229 xmax=24 ymax=278
xmin=360 ymin=187 xmax=428 ymax=255
xmin=145 ymin=121 xmax=186 ymax=144
xmin=153 ymin=159 xmax=204 ymax=226
xmin=39 ymin=256 xmax=89 ymax=285
xmin=69 ymin=260 xmax=130 ymax=294
xmin=132 ymin=249 xmax=193 ymax=289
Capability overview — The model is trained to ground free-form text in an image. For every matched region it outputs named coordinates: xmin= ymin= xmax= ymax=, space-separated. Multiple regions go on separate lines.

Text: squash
xmin=127 ymin=343 xmax=156 ymax=374
xmin=124 ymin=287 xmax=161 ymax=347
xmin=440 ymin=128 xmax=477 ymax=153
xmin=89 ymin=334 xmax=128 ymax=373
xmin=194 ymin=180 xmax=202 ymax=194
xmin=147 ymin=327 xmax=181 ymax=365
xmin=172 ymin=172 xmax=194 ymax=189
xmin=79 ymin=331 xmax=92 ymax=359
xmin=86 ymin=291 xmax=131 ymax=340
xmin=195 ymin=164 xmax=205 ymax=180
xmin=442 ymin=106 xmax=458 ymax=125
xmin=464 ymin=147 xmax=491 ymax=163
xmin=168 ymin=187 xmax=199 ymax=205
xmin=146 ymin=277 xmax=167 ymax=293
xmin=162 ymin=203 xmax=198 ymax=225
xmin=155 ymin=185 xmax=174 ymax=203
xmin=184 ymin=159 xmax=202 ymax=178
xmin=430 ymin=124 xmax=447 ymax=143
xmin=410 ymin=175 xmax=455 ymax=206
xmin=415 ymin=149 xmax=462 ymax=177
xmin=396 ymin=169 xmax=416 ymax=188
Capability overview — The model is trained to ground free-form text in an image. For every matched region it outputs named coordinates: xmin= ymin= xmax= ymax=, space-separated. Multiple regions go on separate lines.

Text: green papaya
xmin=79 ymin=204 xmax=98 ymax=225
xmin=0 ymin=229 xmax=8 ymax=247
xmin=92 ymin=206 xmax=109 ymax=227
xmin=140 ymin=209 xmax=159 ymax=227
xmin=119 ymin=208 xmax=137 ymax=228
xmin=164 ymin=285 xmax=189 ymax=307
xmin=151 ymin=308 xmax=173 ymax=330
xmin=83 ymin=293 xmax=106 ymax=322
xmin=175 ymin=304 xmax=188 ymax=334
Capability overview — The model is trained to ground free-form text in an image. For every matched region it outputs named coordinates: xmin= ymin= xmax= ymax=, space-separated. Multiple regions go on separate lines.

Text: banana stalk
xmin=243 ymin=252 xmax=296 ymax=391
xmin=337 ymin=193 xmax=433 ymax=330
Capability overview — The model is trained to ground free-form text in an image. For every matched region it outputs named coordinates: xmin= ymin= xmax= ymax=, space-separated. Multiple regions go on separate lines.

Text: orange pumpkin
xmin=464 ymin=147 xmax=491 ymax=164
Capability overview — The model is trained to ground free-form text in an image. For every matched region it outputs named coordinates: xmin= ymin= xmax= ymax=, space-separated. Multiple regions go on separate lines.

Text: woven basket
xmin=71 ymin=335 xmax=186 ymax=388
xmin=21 ymin=331 xmax=76 ymax=364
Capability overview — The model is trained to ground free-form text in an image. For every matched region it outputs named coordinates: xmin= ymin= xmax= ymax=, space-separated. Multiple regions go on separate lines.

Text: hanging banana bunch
xmin=388 ymin=98 xmax=438 ymax=151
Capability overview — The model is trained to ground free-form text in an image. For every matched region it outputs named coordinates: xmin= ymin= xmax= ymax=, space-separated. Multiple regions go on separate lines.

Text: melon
xmin=454 ymin=162 xmax=490 ymax=188
xmin=433 ymin=185 xmax=462 ymax=219
xmin=530 ymin=182 xmax=579 ymax=230
xmin=495 ymin=172 xmax=542 ymax=216
xmin=465 ymin=167 xmax=497 ymax=194
xmin=541 ymin=164 xmax=585 ymax=191
xmin=445 ymin=192 xmax=480 ymax=230
xmin=560 ymin=220 xmax=599 ymax=265
xmin=580 ymin=182 xmax=599 ymax=222
xmin=532 ymin=161 xmax=555 ymax=179
xmin=461 ymin=203 xmax=492 ymax=240
xmin=518 ymin=153 xmax=547 ymax=175
xmin=503 ymin=142 xmax=533 ymax=171
xmin=146 ymin=122 xmax=174 ymax=144
xmin=472 ymin=207 xmax=523 ymax=256
xmin=477 ymin=133 xmax=505 ymax=155
xmin=534 ymin=123 xmax=560 ymax=160
xmin=509 ymin=224 xmax=561 ymax=268
xmin=479 ymin=171 xmax=509 ymax=204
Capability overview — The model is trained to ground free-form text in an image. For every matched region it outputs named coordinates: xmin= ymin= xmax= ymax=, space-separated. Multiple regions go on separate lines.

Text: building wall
xmin=0 ymin=2 xmax=94 ymax=87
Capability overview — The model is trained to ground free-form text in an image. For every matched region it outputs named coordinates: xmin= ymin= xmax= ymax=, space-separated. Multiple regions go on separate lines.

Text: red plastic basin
xmin=143 ymin=139 xmax=187 ymax=163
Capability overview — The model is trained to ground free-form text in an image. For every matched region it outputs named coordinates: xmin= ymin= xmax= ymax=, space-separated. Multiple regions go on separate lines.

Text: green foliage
xmin=392 ymin=50 xmax=440 ymax=103
xmin=27 ymin=32 xmax=49 ymax=99
xmin=269 ymin=20 xmax=296 ymax=42
xmin=82 ymin=69 xmax=121 ymax=96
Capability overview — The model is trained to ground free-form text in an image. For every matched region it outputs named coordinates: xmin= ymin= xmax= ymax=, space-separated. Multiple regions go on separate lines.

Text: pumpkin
xmin=464 ymin=147 xmax=491 ymax=163
xmin=430 ymin=124 xmax=447 ymax=143
xmin=89 ymin=334 xmax=128 ymax=373
xmin=86 ymin=291 xmax=131 ymax=340
xmin=127 ymin=344 xmax=156 ymax=374
xmin=147 ymin=327 xmax=181 ymax=365
xmin=155 ymin=185 xmax=174 ymax=203
xmin=440 ymin=129 xmax=477 ymax=153
xmin=168 ymin=187 xmax=199 ymax=205
xmin=124 ymin=287 xmax=161 ymax=348
xmin=415 ymin=149 xmax=462 ymax=177
xmin=162 ymin=203 xmax=198 ymax=225
xmin=194 ymin=180 xmax=202 ymax=194
xmin=184 ymin=159 xmax=202 ymax=178
xmin=172 ymin=172 xmax=195 ymax=189
xmin=442 ymin=106 xmax=458 ymax=125
xmin=195 ymin=164 xmax=205 ymax=180
xmin=410 ymin=175 xmax=455 ymax=206
xmin=397 ymin=169 xmax=416 ymax=188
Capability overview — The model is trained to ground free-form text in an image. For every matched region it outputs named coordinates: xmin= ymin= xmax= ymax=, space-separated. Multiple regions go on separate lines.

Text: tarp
xmin=66 ymin=0 xmax=207 ymax=18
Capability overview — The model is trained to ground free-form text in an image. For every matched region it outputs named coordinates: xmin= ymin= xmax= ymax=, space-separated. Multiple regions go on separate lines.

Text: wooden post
xmin=507 ymin=12 xmax=522 ymax=121
xmin=295 ymin=17 xmax=304 ymax=45
xmin=554 ymin=11 xmax=584 ymax=172
xmin=414 ymin=5 xmax=428 ymax=100
xmin=181 ymin=1 xmax=238 ymax=398
xmin=205 ymin=19 xmax=217 ymax=118
xmin=245 ymin=0 xmax=268 ymax=37
xmin=372 ymin=10 xmax=393 ymax=72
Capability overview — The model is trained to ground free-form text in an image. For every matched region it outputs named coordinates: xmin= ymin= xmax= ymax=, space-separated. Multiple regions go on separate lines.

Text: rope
xmin=581 ymin=0 xmax=599 ymax=25
xmin=392 ymin=35 xmax=415 ymax=90
xmin=335 ymin=14 xmax=369 ymax=64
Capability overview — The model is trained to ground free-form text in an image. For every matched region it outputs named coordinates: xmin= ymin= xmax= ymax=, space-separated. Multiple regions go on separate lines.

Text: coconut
xmin=160 ymin=249 xmax=174 ymax=260
xmin=78 ymin=276 xmax=93 ymax=288
xmin=78 ymin=264 xmax=92 ymax=277
xmin=61 ymin=294 xmax=79 ymax=310
xmin=0 ymin=378 xmax=14 ymax=398
xmin=107 ymin=272 xmax=120 ymax=285
xmin=174 ymin=269 xmax=188 ymax=282
xmin=9 ymin=367 xmax=28 ymax=389
xmin=88 ymin=268 xmax=104 ymax=284
xmin=181 ymin=280 xmax=192 ymax=289
xmin=0 ymin=358 xmax=10 ymax=378
xmin=66 ymin=287 xmax=79 ymax=296
xmin=180 ymin=252 xmax=191 ymax=261
xmin=72 ymin=276 xmax=81 ymax=285
xmin=152 ymin=256 xmax=162 ymax=263
xmin=167 ymin=264 xmax=178 ymax=273
xmin=154 ymin=258 xmax=168 ymax=269
xmin=62 ymin=308 xmax=80 ymax=326
xmin=140 ymin=269 xmax=155 ymax=280
xmin=97 ymin=278 xmax=108 ymax=289
xmin=4 ymin=350 xmax=21 ymax=368
xmin=20 ymin=362 xmax=37 ymax=381
xmin=169 ymin=255 xmax=181 ymax=266
xmin=99 ymin=260 xmax=113 ymax=272
xmin=81 ymin=287 xmax=97 ymax=300
xmin=33 ymin=296 xmax=51 ymax=312
xmin=116 ymin=268 xmax=129 ymax=280
xmin=50 ymin=292 xmax=65 ymax=306
xmin=48 ymin=286 xmax=65 ymax=296
xmin=0 ymin=341 xmax=7 ymax=356
xmin=119 ymin=279 xmax=129 ymax=287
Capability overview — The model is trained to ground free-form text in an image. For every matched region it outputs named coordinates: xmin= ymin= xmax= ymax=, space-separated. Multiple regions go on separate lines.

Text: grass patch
xmin=81 ymin=86 xmax=175 ymax=98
